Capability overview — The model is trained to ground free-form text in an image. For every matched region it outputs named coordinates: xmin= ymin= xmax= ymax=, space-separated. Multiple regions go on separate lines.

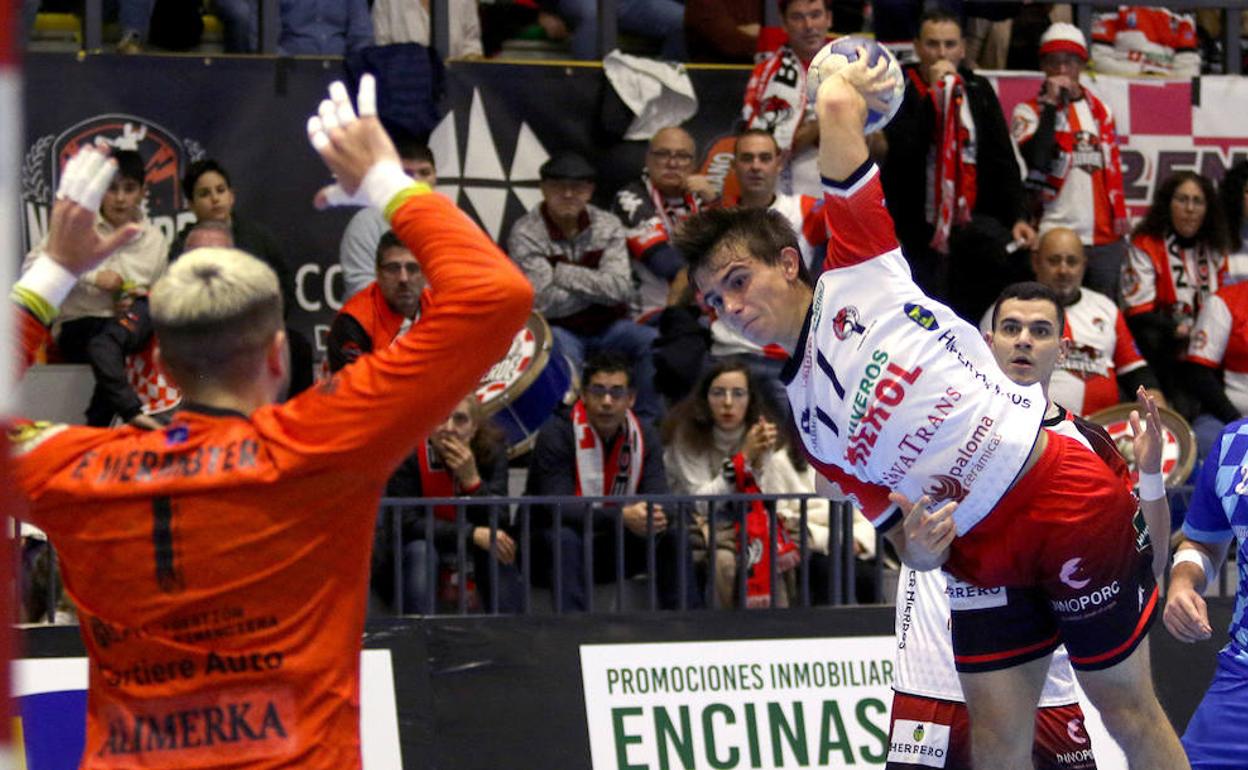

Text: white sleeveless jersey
xmin=781 ymin=163 xmax=1046 ymax=534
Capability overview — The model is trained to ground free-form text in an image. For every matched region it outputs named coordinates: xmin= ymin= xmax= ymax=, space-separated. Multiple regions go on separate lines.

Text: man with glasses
xmin=611 ymin=126 xmax=717 ymax=322
xmin=511 ymin=151 xmax=663 ymax=423
xmin=525 ymin=351 xmax=699 ymax=611
xmin=326 ymin=230 xmax=429 ymax=373
xmin=1012 ymin=23 xmax=1130 ymax=299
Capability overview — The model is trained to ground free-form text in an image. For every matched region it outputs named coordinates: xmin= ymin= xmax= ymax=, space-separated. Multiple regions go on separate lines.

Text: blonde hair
xmin=150 ymin=247 xmax=284 ymax=386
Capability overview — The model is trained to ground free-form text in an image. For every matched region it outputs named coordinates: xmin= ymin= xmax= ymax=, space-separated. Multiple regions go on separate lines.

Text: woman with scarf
xmin=377 ymin=394 xmax=522 ymax=614
xmin=1122 ymin=171 xmax=1230 ymax=417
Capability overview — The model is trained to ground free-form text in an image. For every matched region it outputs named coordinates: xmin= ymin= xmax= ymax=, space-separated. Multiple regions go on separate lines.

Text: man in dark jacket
xmin=881 ymin=9 xmax=1035 ymax=320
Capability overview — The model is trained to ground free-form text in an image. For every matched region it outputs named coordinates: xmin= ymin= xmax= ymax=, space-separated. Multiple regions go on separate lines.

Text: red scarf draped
xmin=731 ymin=453 xmax=799 ymax=608
xmin=570 ymin=400 xmax=644 ymax=497
xmin=907 ymin=68 xmax=977 ymax=255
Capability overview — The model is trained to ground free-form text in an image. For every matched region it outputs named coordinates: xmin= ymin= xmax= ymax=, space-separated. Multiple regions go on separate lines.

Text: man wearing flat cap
xmin=506 ymin=151 xmax=663 ymax=423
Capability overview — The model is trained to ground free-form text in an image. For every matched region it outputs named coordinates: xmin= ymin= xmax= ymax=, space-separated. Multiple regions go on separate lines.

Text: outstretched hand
xmin=45 ymin=147 xmax=141 ymax=276
xmin=306 ymin=75 xmax=403 ymax=209
xmin=1129 ymin=385 xmax=1164 ymax=476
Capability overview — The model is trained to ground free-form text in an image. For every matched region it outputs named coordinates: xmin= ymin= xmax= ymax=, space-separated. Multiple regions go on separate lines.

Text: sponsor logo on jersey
xmin=881 ymin=386 xmax=962 ymax=487
xmin=937 ymin=330 xmax=1035 ymax=408
xmin=1132 ymin=508 xmax=1150 ymax=553
xmin=945 ymin=576 xmax=1007 ymax=610
xmin=1192 ymin=329 xmax=1207 ymax=351
xmin=888 ymin=719 xmax=950 ymax=768
xmin=844 ymin=359 xmax=924 ymax=467
xmin=925 ymin=474 xmax=968 ymax=504
xmin=927 ymin=415 xmax=1001 ymax=491
xmin=833 ymin=305 xmax=866 ymax=340
xmin=1059 ymin=557 xmax=1091 ymax=590
xmin=8 ymin=421 xmax=69 ymax=457
xmin=1051 ymin=579 xmax=1121 ymax=615
xmin=1066 ymin=717 xmax=1088 ymax=745
xmin=903 ymin=303 xmax=939 ymax=332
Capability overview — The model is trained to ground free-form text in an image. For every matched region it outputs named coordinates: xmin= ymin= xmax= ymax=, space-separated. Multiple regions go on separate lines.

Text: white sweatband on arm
xmin=1138 ymin=471 xmax=1165 ymax=502
xmin=17 ymin=253 xmax=79 ymax=309
xmin=1172 ymin=548 xmax=1216 ymax=590
xmin=359 ymin=160 xmax=415 ymax=212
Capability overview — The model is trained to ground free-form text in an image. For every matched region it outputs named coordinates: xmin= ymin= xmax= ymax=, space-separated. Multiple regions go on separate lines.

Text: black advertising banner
xmin=19 ymin=54 xmax=751 ymax=371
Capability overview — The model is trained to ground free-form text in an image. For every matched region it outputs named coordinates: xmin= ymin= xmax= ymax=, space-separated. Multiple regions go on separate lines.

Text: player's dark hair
xmin=583 ymin=350 xmax=633 ymax=389
xmin=676 ymin=207 xmax=812 ymax=290
xmin=991 ymin=281 xmax=1066 ymax=336
xmin=1219 ymin=161 xmax=1248 ymax=252
xmin=182 ymin=159 xmax=232 ymax=201
xmin=779 ymin=0 xmax=832 ymax=14
xmin=394 ymin=138 xmax=435 ymax=168
xmin=734 ymin=128 xmax=781 ymax=156
xmin=918 ymin=8 xmax=962 ymax=33
xmin=111 ymin=149 xmax=146 ymax=185
xmin=375 ymin=231 xmax=408 ymax=268
xmin=1133 ymin=170 xmax=1228 ymax=252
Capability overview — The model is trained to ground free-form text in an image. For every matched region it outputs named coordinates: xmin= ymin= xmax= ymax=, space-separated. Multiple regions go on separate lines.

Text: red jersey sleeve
xmin=821 ymin=162 xmax=902 ymax=270
xmin=804 ymin=450 xmax=899 ymax=531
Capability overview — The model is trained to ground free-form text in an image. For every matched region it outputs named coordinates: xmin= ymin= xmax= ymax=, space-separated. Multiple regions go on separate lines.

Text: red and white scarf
xmin=416 ymin=440 xmax=458 ymax=522
xmin=571 ymin=400 xmax=644 ymax=497
xmin=731 ymin=452 xmax=799 ymax=608
xmin=1033 ymin=89 xmax=1129 ymax=235
xmin=741 ymin=45 xmax=808 ymax=153
xmin=908 ymin=68 xmax=977 ymax=255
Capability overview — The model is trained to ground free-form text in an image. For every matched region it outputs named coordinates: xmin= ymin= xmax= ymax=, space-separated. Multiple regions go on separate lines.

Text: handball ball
xmin=807 ymin=36 xmax=905 ymax=134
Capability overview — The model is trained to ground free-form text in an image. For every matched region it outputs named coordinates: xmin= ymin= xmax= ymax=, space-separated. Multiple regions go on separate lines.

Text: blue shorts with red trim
xmin=944 ymin=432 xmax=1158 ymax=672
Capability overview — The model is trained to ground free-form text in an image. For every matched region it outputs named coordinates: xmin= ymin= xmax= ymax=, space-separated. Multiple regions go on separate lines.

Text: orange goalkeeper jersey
xmin=9 ymin=187 xmax=532 ymax=769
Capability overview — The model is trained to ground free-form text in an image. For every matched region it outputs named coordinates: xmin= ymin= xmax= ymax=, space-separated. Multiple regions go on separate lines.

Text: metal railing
xmin=373 ymin=493 xmax=885 ymax=615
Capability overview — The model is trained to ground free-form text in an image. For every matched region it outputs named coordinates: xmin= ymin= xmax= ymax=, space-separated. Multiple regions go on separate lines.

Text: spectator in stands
xmin=169 ymin=158 xmax=292 ymax=306
xmin=511 ymin=151 xmax=662 ymax=422
xmin=372 ymin=0 xmax=483 ymax=59
xmin=525 ymin=351 xmax=699 ymax=611
xmin=709 ymin=129 xmax=826 ymax=415
xmin=340 ymin=140 xmax=438 ymax=300
xmin=961 ymin=1 xmax=1023 ymax=70
xmin=1092 ymin=6 xmax=1201 ymax=78
xmin=882 ymin=9 xmax=1034 ymax=308
xmin=1183 ymin=280 xmax=1248 ymax=456
xmin=280 ymin=0 xmax=373 ymax=56
xmin=1123 ymin=171 xmax=1229 ymax=414
xmin=1219 ymin=160 xmax=1248 ymax=283
xmin=979 ymin=227 xmax=1163 ymax=417
xmin=740 ymin=0 xmax=833 ymax=197
xmin=551 ymin=0 xmax=683 ymax=60
xmin=83 ymin=221 xmax=233 ymax=430
xmin=21 ymin=149 xmax=167 ymax=366
xmin=684 ymin=0 xmax=762 ymax=63
xmin=611 ymin=126 xmax=715 ymax=323
xmin=380 ymin=393 xmax=522 ymax=614
xmin=327 ymin=231 xmax=430 ymax=373
xmin=663 ymin=359 xmax=852 ymax=608
xmin=1013 ymin=23 xmax=1130 ymax=299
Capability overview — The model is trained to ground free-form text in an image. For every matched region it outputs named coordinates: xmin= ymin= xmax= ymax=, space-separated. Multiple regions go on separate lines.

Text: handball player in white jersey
xmin=677 ymin=51 xmax=1187 ymax=769
xmin=889 ymin=281 xmax=1172 ymax=769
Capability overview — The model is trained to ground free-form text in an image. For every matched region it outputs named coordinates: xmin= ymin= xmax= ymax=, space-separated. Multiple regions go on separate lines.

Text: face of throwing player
xmin=693 ymin=242 xmax=809 ymax=352
xmin=987 ymin=297 xmax=1069 ymax=390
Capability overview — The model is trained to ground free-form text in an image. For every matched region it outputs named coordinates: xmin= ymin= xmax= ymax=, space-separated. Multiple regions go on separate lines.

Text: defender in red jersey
xmin=8 ymin=78 xmax=532 ymax=769
xmin=677 ymin=51 xmax=1186 ymax=769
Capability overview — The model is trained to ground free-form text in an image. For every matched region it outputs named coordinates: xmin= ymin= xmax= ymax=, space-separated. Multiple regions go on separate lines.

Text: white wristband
xmin=1172 ymin=548 xmax=1216 ymax=590
xmin=359 ymin=160 xmax=416 ymax=213
xmin=17 ymin=253 xmax=79 ymax=309
xmin=1138 ymin=471 xmax=1165 ymax=502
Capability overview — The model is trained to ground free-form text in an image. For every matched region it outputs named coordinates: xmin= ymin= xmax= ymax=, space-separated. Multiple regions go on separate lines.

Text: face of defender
xmin=694 ymin=242 xmax=803 ymax=348
xmin=988 ymin=297 xmax=1065 ymax=388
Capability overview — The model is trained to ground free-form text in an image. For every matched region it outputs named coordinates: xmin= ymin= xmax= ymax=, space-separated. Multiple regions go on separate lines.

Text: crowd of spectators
xmin=18 ymin=0 xmax=1248 ymax=74
xmin=17 ymin=0 xmax=1248 ymax=619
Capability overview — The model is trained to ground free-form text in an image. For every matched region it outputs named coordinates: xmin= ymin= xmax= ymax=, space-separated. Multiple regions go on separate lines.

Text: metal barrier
xmin=372 ymin=492 xmax=884 ymax=616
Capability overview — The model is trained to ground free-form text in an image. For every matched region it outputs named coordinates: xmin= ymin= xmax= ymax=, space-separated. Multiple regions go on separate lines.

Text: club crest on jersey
xmin=833 ymin=305 xmax=866 ymax=340
xmin=912 ymin=725 xmax=924 ymax=742
xmin=903 ymin=303 xmax=939 ymax=332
